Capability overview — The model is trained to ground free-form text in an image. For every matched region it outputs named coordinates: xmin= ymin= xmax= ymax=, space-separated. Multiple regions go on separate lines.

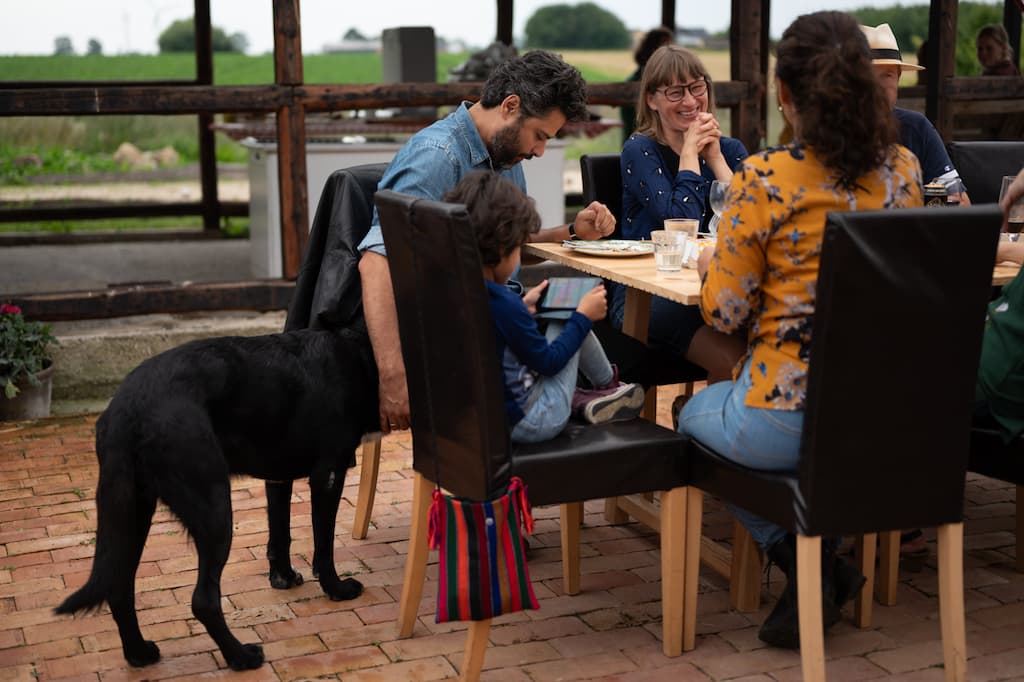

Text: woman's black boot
xmin=758 ymin=535 xmax=843 ymax=649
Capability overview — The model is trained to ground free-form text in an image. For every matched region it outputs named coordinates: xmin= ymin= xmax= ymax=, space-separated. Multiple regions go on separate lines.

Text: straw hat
xmin=860 ymin=23 xmax=924 ymax=71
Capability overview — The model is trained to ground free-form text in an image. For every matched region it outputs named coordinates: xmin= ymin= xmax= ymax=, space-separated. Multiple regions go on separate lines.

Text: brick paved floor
xmin=2 ymin=386 xmax=1023 ymax=681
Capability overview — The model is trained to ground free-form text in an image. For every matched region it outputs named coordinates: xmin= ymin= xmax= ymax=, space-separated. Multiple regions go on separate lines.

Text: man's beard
xmin=488 ymin=118 xmax=530 ymax=170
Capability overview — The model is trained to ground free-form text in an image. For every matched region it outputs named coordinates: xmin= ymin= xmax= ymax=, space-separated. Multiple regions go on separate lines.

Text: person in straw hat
xmin=861 ymin=23 xmax=971 ymax=205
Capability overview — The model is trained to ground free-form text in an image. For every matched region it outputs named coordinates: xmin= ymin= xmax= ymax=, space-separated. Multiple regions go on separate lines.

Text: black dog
xmin=55 ymin=327 xmax=379 ymax=670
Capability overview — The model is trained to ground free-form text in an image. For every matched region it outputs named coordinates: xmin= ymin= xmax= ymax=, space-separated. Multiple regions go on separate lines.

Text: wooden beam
xmin=273 ymin=0 xmax=303 ymax=85
xmin=1005 ymin=0 xmax=1022 ymax=69
xmin=0 ymin=201 xmax=247 ymax=224
xmin=926 ymin=0 xmax=958 ymax=142
xmin=273 ymin=0 xmax=307 ymax=280
xmin=662 ymin=0 xmax=676 ymax=33
xmin=0 ymin=85 xmax=289 ymax=116
xmin=729 ymin=0 xmax=766 ymax=151
xmin=6 ymin=281 xmax=294 ymax=322
xmin=0 ymin=228 xmax=236 ymax=247
xmin=497 ymin=0 xmax=513 ymax=45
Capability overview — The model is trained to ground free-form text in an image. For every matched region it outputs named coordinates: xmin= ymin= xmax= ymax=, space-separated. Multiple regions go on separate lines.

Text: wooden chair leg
xmin=398 ymin=472 xmax=433 ymax=638
xmin=461 ymin=619 xmax=492 ymax=682
xmin=561 ymin=502 xmax=583 ymax=596
xmin=796 ymin=535 xmax=826 ymax=682
xmin=730 ymin=521 xmax=762 ymax=613
xmin=351 ymin=436 xmax=381 ymax=540
xmin=854 ymin=533 xmax=877 ymax=628
xmin=937 ymin=523 xmax=967 ymax=682
xmin=876 ymin=529 xmax=900 ymax=606
xmin=1016 ymin=486 xmax=1023 ymax=573
xmin=659 ymin=486 xmax=687 ymax=657
xmin=682 ymin=486 xmax=703 ymax=652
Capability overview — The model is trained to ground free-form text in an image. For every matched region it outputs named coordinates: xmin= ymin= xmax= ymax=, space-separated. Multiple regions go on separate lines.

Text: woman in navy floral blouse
xmin=679 ymin=10 xmax=923 ymax=650
xmin=614 ymin=45 xmax=750 ymax=382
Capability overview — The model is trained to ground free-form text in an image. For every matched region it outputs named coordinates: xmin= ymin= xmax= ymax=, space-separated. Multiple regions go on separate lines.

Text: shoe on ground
xmin=572 ymin=382 xmax=645 ymax=424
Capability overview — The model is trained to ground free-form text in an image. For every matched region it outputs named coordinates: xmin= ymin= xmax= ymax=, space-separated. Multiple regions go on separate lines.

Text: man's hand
xmin=359 ymin=251 xmax=410 ymax=434
xmin=573 ymin=201 xmax=616 ymax=240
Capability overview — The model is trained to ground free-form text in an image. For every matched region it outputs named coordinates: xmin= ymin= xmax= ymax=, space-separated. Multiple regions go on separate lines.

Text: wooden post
xmin=661 ymin=0 xmax=677 ymax=33
xmin=926 ymin=0 xmax=958 ymax=142
xmin=496 ymin=0 xmax=513 ymax=45
xmin=1005 ymin=0 xmax=1022 ymax=72
xmin=194 ymin=0 xmax=219 ymax=235
xmin=730 ymin=0 xmax=766 ymax=151
xmin=273 ymin=0 xmax=308 ymax=280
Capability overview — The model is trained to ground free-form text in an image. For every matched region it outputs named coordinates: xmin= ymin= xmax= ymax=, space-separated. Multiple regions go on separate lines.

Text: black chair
xmin=947 ymin=141 xmax=1024 ymax=205
xmin=968 ymin=428 xmax=1024 ymax=573
xmin=682 ymin=206 xmax=1001 ymax=680
xmin=374 ymin=189 xmax=692 ymax=676
xmin=271 ymin=162 xmax=388 ymax=541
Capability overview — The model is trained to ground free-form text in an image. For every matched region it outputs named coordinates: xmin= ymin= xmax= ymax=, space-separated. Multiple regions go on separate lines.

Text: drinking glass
xmin=708 ymin=180 xmax=727 ymax=235
xmin=1000 ymin=175 xmax=1024 ymax=242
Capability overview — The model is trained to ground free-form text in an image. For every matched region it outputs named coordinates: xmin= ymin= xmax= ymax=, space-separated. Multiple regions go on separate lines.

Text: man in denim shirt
xmin=359 ymin=50 xmax=616 ymax=433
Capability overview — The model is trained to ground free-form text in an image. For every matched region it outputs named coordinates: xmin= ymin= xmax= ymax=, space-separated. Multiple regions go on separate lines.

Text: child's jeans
xmin=510 ymin=326 xmax=613 ymax=444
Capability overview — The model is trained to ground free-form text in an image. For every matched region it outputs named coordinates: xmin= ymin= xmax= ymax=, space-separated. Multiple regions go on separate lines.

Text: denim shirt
xmin=358 ymin=102 xmax=528 ymax=255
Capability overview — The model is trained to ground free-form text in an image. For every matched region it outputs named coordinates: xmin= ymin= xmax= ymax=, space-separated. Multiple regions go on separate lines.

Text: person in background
xmin=621 ymin=27 xmax=674 ymax=143
xmin=681 ymin=10 xmax=923 ymax=649
xmin=358 ymin=50 xmax=616 ymax=434
xmin=977 ymin=24 xmax=1021 ymax=76
xmin=861 ymin=23 xmax=971 ymax=205
xmin=615 ymin=44 xmax=749 ymax=385
xmin=975 ymin=168 xmax=1024 ymax=444
xmin=445 ymin=171 xmax=645 ymax=443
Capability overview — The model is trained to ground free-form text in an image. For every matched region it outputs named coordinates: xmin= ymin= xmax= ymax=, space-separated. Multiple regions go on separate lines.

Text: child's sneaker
xmin=572 ymin=382 xmax=645 ymax=424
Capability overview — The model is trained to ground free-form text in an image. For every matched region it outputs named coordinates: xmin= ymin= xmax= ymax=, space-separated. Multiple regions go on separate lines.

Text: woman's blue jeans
xmin=678 ymin=358 xmax=804 ymax=551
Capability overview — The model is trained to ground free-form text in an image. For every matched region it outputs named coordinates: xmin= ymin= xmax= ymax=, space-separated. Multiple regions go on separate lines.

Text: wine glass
xmin=1000 ymin=175 xmax=1024 ymax=242
xmin=708 ymin=180 xmax=727 ymax=235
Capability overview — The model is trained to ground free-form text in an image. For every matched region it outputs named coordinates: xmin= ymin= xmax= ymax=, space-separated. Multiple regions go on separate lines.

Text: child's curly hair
xmin=443 ymin=171 xmax=541 ymax=266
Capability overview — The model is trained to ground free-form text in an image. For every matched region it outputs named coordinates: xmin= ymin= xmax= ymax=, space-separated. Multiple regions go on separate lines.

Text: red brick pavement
xmin=1 ymin=386 xmax=1023 ymax=681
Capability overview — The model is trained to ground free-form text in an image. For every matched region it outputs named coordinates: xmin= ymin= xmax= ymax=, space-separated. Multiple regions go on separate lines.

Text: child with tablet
xmin=444 ymin=171 xmax=645 ymax=443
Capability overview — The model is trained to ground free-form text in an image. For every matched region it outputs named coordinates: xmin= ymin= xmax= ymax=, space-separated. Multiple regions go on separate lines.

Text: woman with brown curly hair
xmin=678 ymin=10 xmax=924 ymax=649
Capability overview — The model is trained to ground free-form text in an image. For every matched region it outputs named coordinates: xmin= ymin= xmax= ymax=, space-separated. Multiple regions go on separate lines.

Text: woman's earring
xmin=777 ymin=105 xmax=783 ymax=112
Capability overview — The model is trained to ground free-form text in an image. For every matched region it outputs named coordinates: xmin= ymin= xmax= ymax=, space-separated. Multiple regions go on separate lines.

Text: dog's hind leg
xmin=108 ymin=491 xmax=161 ymax=667
xmin=162 ymin=466 xmax=264 ymax=670
xmin=309 ymin=461 xmax=363 ymax=601
xmin=265 ymin=480 xmax=304 ymax=589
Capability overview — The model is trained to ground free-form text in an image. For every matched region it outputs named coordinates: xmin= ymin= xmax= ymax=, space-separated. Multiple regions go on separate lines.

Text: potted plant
xmin=1 ymin=304 xmax=58 ymax=420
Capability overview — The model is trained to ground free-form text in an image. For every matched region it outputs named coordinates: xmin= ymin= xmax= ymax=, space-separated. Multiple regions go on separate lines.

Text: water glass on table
xmin=651 ymin=230 xmax=686 ymax=272
xmin=1001 ymin=175 xmax=1024 ymax=241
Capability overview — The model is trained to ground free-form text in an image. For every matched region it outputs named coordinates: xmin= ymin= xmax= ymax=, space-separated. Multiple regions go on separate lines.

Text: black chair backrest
xmin=375 ymin=189 xmax=511 ymax=500
xmin=947 ymin=141 xmax=1024 ymax=205
xmin=285 ymin=162 xmax=387 ymax=332
xmin=797 ymin=206 xmax=1001 ymax=536
xmin=580 ymin=153 xmax=623 ymax=238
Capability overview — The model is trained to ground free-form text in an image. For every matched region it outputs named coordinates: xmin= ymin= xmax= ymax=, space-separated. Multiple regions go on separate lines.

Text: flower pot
xmin=0 ymin=363 xmax=54 ymax=421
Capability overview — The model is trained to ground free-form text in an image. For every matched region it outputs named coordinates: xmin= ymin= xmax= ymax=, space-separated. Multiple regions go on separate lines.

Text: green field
xmin=0 ymin=50 xmax=634 ymax=187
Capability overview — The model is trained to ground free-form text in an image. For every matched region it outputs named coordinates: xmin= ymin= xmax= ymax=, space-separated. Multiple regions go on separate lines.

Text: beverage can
xmin=923 ymin=182 xmax=947 ymax=207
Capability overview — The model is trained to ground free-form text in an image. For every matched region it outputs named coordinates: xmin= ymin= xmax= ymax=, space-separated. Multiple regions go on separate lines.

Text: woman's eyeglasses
xmin=655 ymin=79 xmax=709 ymax=102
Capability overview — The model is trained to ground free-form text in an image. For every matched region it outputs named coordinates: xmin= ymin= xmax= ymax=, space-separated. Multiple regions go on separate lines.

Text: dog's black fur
xmin=55 ymin=327 xmax=379 ymax=670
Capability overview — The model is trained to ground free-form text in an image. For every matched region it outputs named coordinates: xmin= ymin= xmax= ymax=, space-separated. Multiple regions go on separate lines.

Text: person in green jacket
xmin=975 ymin=169 xmax=1024 ymax=443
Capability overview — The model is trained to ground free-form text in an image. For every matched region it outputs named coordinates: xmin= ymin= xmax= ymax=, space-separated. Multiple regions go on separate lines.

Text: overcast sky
xmin=4 ymin=0 xmax=936 ymax=56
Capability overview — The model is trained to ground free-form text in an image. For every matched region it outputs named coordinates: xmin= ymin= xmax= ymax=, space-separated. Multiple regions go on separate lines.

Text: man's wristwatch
xmin=567 ymin=222 xmax=577 ymax=240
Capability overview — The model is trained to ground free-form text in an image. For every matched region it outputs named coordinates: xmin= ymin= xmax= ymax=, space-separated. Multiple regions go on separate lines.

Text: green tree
xmin=53 ymin=36 xmax=74 ymax=56
xmin=158 ymin=17 xmax=243 ymax=53
xmin=343 ymin=28 xmax=367 ymax=41
xmin=86 ymin=38 xmax=103 ymax=56
xmin=524 ymin=2 xmax=630 ymax=49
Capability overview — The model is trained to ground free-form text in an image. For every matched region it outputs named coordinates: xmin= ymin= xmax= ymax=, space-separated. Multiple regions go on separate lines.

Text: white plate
xmin=561 ymin=239 xmax=654 ymax=257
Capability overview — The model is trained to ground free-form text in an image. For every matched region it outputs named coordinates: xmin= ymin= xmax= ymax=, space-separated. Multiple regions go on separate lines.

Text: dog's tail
xmin=56 ymin=412 xmax=142 ymax=615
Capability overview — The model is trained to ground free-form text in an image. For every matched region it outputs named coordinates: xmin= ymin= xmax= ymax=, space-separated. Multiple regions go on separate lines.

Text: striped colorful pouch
xmin=427 ymin=476 xmax=539 ymax=622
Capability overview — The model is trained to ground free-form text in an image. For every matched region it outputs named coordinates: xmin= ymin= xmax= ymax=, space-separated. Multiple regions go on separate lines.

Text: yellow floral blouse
xmin=701 ymin=142 xmax=923 ymax=410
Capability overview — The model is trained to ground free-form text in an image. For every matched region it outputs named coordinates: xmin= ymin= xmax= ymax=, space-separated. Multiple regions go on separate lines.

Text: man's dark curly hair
xmin=443 ymin=171 xmax=541 ymax=267
xmin=479 ymin=50 xmax=589 ymax=123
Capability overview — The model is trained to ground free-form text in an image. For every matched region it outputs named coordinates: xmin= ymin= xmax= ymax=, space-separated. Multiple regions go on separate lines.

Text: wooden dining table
xmin=524 ymin=240 xmax=1023 ymax=599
